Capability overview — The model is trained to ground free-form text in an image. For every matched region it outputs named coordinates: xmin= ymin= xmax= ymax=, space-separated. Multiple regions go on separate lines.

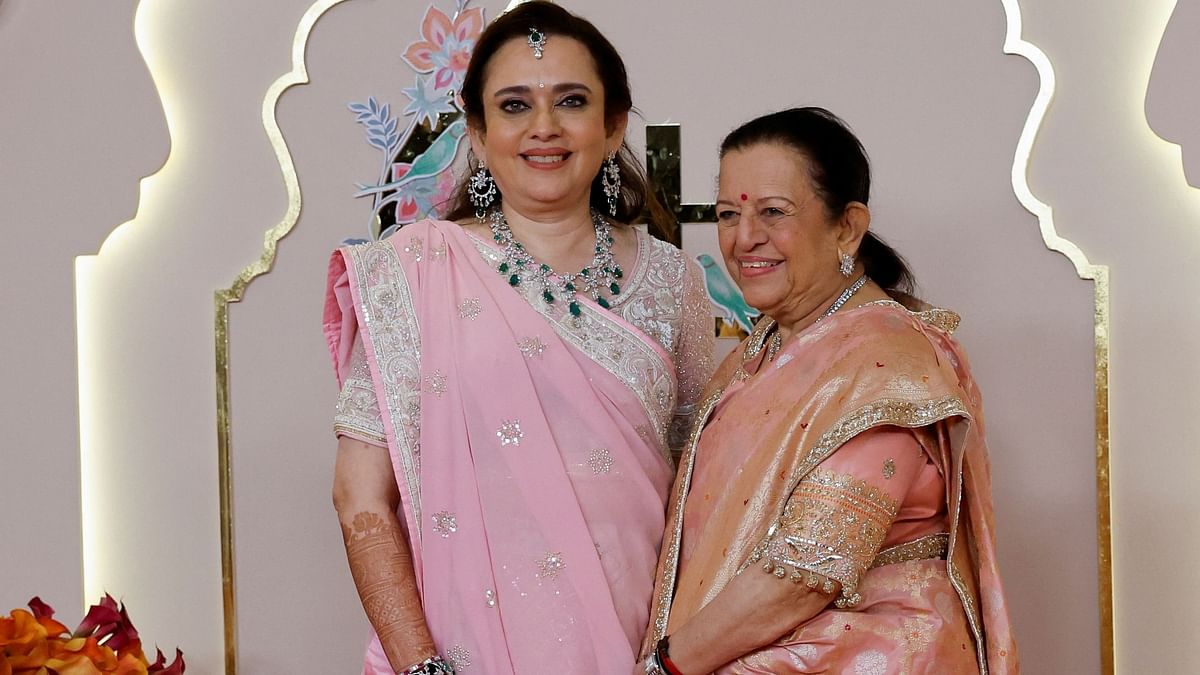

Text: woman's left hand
xmin=665 ymin=567 xmax=838 ymax=674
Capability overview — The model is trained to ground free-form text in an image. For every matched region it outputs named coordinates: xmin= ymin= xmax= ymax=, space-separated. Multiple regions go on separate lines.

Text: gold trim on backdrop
xmin=213 ymin=1 xmax=350 ymax=673
xmin=1000 ymin=0 xmax=1114 ymax=672
xmin=206 ymin=2 xmax=1114 ymax=674
xmin=645 ymin=124 xmax=716 ymax=247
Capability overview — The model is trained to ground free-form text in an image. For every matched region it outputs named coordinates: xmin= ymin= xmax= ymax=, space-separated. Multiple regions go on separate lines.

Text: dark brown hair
xmin=720 ymin=107 xmax=916 ymax=298
xmin=443 ymin=1 xmax=671 ymax=238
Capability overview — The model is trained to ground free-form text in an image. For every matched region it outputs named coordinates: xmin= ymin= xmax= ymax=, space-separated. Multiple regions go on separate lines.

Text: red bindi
xmin=740 ymin=193 xmax=748 ymax=201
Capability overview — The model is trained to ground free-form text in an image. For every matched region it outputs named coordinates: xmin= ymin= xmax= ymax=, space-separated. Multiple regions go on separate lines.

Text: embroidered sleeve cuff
xmin=745 ymin=467 xmax=900 ymax=608
xmin=334 ymin=369 xmax=387 ymax=444
xmin=335 ymin=424 xmax=387 ymax=446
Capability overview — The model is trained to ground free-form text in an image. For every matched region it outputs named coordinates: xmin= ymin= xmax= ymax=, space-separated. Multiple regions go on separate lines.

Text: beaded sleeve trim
xmin=741 ymin=468 xmax=900 ymax=608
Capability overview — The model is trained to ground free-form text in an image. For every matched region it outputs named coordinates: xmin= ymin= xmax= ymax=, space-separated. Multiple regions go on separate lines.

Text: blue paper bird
xmin=696 ymin=254 xmax=759 ymax=333
xmin=355 ymin=118 xmax=468 ymax=197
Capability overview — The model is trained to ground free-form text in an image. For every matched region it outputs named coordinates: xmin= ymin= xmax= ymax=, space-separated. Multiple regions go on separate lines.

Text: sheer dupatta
xmin=326 ymin=220 xmax=676 ymax=673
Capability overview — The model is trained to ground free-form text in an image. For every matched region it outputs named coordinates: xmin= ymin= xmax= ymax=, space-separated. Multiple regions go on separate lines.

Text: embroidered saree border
xmin=946 ymin=455 xmax=989 ymax=675
xmin=870 ymin=532 xmax=950 ymax=568
xmin=344 ymin=240 xmax=425 ymax=537
xmin=950 ymin=553 xmax=988 ymax=675
xmin=467 ymin=237 xmax=677 ymax=448
xmin=648 ymin=386 xmax=725 ymax=645
xmin=860 ymin=299 xmax=962 ymax=335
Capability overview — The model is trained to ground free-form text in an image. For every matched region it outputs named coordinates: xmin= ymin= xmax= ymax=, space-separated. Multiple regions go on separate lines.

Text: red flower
xmin=2 ymin=597 xmax=183 ymax=674
xmin=74 ymin=595 xmax=122 ymax=640
xmin=149 ymin=648 xmax=185 ymax=674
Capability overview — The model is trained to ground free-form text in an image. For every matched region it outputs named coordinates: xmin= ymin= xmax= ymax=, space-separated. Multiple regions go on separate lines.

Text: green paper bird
xmin=696 ymin=254 xmax=759 ymax=333
xmin=355 ymin=118 xmax=468 ymax=197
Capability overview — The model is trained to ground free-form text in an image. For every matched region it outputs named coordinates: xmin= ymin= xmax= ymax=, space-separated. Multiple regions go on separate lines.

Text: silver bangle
xmin=401 ymin=655 xmax=454 ymax=675
xmin=642 ymin=653 xmax=667 ymax=675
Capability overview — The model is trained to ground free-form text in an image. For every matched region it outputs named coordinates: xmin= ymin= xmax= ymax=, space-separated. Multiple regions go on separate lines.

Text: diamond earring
xmin=838 ymin=250 xmax=855 ymax=277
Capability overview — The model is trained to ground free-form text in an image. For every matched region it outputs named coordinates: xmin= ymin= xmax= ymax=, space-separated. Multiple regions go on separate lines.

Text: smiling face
xmin=468 ymin=36 xmax=626 ymax=220
xmin=716 ymin=142 xmax=859 ymax=326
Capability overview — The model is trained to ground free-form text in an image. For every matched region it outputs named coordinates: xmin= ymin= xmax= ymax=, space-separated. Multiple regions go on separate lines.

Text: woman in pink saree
xmin=326 ymin=4 xmax=712 ymax=674
xmin=639 ymin=108 xmax=1018 ymax=674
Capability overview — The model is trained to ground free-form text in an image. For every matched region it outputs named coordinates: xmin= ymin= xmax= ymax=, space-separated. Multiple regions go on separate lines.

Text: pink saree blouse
xmin=644 ymin=300 xmax=1018 ymax=674
xmin=324 ymin=220 xmax=713 ymax=674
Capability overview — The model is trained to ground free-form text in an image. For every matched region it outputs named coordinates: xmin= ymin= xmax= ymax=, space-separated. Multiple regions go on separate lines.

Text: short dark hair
xmin=720 ymin=107 xmax=916 ymax=297
xmin=444 ymin=1 xmax=670 ymax=236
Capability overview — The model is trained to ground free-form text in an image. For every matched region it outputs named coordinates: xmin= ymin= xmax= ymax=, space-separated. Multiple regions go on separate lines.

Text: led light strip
xmin=77 ymin=0 xmax=180 ymax=607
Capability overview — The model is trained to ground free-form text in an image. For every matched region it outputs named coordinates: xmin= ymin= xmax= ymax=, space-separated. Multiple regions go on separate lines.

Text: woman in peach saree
xmin=639 ymin=108 xmax=1017 ymax=674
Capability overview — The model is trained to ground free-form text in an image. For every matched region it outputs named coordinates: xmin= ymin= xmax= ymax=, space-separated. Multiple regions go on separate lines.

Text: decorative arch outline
xmin=999 ymin=0 xmax=1113 ymax=671
xmin=182 ymin=0 xmax=1118 ymax=672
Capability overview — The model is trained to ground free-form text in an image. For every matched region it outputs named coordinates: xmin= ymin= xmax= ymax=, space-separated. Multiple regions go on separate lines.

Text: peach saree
xmin=645 ymin=300 xmax=1017 ymax=674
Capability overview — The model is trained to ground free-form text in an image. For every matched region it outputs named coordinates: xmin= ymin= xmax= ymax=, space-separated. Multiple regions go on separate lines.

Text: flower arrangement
xmin=1 ymin=595 xmax=184 ymax=675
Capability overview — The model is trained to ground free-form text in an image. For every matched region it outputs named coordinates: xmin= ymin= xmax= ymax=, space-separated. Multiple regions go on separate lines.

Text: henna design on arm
xmin=342 ymin=511 xmax=436 ymax=671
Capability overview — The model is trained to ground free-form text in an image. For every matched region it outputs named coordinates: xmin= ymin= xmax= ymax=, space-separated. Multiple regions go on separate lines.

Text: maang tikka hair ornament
xmin=527 ymin=26 xmax=547 ymax=59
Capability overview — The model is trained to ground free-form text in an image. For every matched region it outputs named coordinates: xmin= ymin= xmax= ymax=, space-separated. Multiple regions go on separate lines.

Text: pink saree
xmin=325 ymin=220 xmax=698 ymax=673
xmin=644 ymin=301 xmax=1018 ymax=674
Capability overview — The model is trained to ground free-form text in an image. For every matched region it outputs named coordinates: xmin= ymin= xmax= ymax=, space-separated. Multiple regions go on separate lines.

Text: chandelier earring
xmin=838 ymin=250 xmax=855 ymax=277
xmin=469 ymin=160 xmax=498 ymax=219
xmin=601 ymin=152 xmax=621 ymax=218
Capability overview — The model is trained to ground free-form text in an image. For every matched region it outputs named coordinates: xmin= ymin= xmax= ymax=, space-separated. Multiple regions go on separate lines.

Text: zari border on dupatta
xmin=647 ymin=316 xmax=775 ymax=644
xmin=343 ymin=240 xmax=425 ymax=539
xmin=862 ymin=299 xmax=962 ymax=335
xmin=467 ymin=237 xmax=677 ymax=450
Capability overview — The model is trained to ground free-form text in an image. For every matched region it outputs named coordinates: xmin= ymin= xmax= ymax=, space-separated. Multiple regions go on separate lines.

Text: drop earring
xmin=469 ymin=160 xmax=497 ymax=219
xmin=601 ymin=152 xmax=620 ymax=218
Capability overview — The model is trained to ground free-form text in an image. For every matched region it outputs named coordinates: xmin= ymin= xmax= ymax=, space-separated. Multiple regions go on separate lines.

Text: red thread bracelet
xmin=656 ymin=636 xmax=684 ymax=675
